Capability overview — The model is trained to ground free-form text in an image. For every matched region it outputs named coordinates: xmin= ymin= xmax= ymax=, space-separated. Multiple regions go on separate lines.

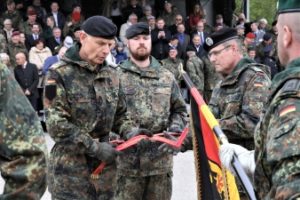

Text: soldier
xmin=203 ymin=27 xmax=271 ymax=150
xmin=44 ymin=16 xmax=132 ymax=200
xmin=161 ymin=46 xmax=183 ymax=85
xmin=0 ymin=62 xmax=47 ymax=199
xmin=220 ymin=0 xmax=300 ymax=199
xmin=0 ymin=0 xmax=23 ymax=30
xmin=185 ymin=46 xmax=205 ymax=95
xmin=115 ymin=22 xmax=187 ymax=200
xmin=7 ymin=31 xmax=28 ymax=67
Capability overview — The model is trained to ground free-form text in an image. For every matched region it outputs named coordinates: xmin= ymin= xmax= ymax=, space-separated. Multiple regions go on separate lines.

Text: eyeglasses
xmin=208 ymin=45 xmax=231 ymax=58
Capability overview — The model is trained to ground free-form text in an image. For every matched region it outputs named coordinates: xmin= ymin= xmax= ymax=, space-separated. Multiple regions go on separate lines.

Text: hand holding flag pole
xmin=179 ymin=64 xmax=257 ymax=200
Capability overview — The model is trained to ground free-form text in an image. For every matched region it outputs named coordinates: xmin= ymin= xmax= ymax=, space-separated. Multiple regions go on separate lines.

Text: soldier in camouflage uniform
xmin=0 ymin=0 xmax=23 ymax=30
xmin=220 ymin=1 xmax=300 ymax=198
xmin=160 ymin=47 xmax=183 ymax=85
xmin=44 ymin=16 xmax=132 ymax=200
xmin=7 ymin=31 xmax=28 ymax=67
xmin=115 ymin=22 xmax=187 ymax=200
xmin=0 ymin=62 xmax=47 ymax=199
xmin=203 ymin=28 xmax=271 ymax=150
xmin=0 ymin=32 xmax=8 ymax=54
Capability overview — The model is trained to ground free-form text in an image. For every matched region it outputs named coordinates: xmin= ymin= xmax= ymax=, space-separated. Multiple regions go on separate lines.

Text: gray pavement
xmin=0 ymin=134 xmax=197 ymax=200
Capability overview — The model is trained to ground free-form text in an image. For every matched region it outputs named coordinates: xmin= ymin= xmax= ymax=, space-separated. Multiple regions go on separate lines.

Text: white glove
xmin=219 ymin=143 xmax=255 ymax=176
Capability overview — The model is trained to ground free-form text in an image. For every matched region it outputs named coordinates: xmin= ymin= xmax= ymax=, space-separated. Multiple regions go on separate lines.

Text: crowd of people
xmin=1 ymin=0 xmax=300 ymax=199
xmin=0 ymin=0 xmax=281 ymax=112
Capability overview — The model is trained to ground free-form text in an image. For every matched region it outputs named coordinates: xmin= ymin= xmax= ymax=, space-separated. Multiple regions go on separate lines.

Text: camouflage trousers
xmin=114 ymin=172 xmax=172 ymax=200
xmin=48 ymin=142 xmax=116 ymax=200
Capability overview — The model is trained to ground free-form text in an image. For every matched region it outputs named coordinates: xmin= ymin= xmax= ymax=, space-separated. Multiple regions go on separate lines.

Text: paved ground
xmin=0 ymin=134 xmax=197 ymax=200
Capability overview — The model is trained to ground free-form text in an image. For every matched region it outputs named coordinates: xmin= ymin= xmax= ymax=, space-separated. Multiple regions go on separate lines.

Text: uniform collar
xmin=120 ymin=56 xmax=161 ymax=79
xmin=221 ymin=58 xmax=255 ymax=86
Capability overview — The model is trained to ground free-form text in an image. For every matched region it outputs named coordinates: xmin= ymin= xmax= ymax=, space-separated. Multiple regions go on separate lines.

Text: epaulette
xmin=49 ymin=61 xmax=67 ymax=71
xmin=247 ymin=63 xmax=264 ymax=73
xmin=281 ymin=78 xmax=300 ymax=93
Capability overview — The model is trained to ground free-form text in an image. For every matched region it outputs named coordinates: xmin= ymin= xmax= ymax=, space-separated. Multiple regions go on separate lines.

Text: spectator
xmin=43 ymin=16 xmax=55 ymax=41
xmin=201 ymin=16 xmax=214 ymax=34
xmin=147 ymin=15 xmax=156 ymax=30
xmin=174 ymin=23 xmax=190 ymax=54
xmin=151 ymin=18 xmax=171 ymax=60
xmin=115 ymin=42 xmax=127 ymax=64
xmin=72 ymin=26 xmax=81 ymax=42
xmin=42 ymin=46 xmax=67 ymax=75
xmin=187 ymin=34 xmax=206 ymax=58
xmin=251 ymin=21 xmax=265 ymax=46
xmin=236 ymin=24 xmax=245 ymax=40
xmin=236 ymin=12 xmax=247 ymax=26
xmin=140 ymin=5 xmax=153 ymax=22
xmin=122 ymin=0 xmax=143 ymax=21
xmin=14 ymin=51 xmax=39 ymax=110
xmin=168 ymin=35 xmax=183 ymax=59
xmin=2 ymin=18 xmax=14 ymax=43
xmin=160 ymin=2 xmax=177 ymax=27
xmin=48 ymin=2 xmax=66 ymax=30
xmin=168 ymin=14 xmax=184 ymax=35
xmin=161 ymin=47 xmax=183 ymax=85
xmin=46 ymin=27 xmax=63 ymax=53
xmin=258 ymin=18 xmax=268 ymax=32
xmin=1 ymin=0 xmax=23 ymax=30
xmin=63 ymin=4 xmax=85 ymax=37
xmin=32 ymin=0 xmax=47 ymax=27
xmin=189 ymin=3 xmax=205 ymax=31
xmin=119 ymin=13 xmax=138 ymax=45
xmin=0 ymin=52 xmax=12 ymax=71
xmin=214 ymin=14 xmax=227 ymax=29
xmin=29 ymin=38 xmax=52 ymax=72
xmin=20 ymin=7 xmax=43 ymax=35
xmin=7 ymin=31 xmax=28 ymax=66
xmin=190 ymin=20 xmax=209 ymax=46
xmin=26 ymin=23 xmax=43 ymax=50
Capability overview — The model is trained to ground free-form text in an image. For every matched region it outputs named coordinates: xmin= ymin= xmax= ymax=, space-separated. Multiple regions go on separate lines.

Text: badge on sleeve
xmin=279 ymin=105 xmax=296 ymax=117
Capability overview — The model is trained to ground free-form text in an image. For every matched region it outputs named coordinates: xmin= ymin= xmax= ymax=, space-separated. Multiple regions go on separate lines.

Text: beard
xmin=130 ymin=46 xmax=151 ymax=61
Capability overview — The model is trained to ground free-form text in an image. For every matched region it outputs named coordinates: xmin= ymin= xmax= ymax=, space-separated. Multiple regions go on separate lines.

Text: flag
xmin=189 ymin=87 xmax=240 ymax=200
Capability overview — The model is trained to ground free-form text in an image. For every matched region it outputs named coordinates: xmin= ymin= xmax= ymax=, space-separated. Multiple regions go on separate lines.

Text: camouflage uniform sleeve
xmin=169 ymin=79 xmax=188 ymax=130
xmin=186 ymin=58 xmax=204 ymax=94
xmin=219 ymin=72 xmax=270 ymax=139
xmin=265 ymin=97 xmax=300 ymax=199
xmin=44 ymin=70 xmax=105 ymax=159
xmin=111 ymin=80 xmax=132 ymax=135
xmin=0 ymin=64 xmax=47 ymax=199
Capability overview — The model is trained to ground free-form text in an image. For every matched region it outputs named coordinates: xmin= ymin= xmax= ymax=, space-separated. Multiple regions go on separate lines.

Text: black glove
xmin=97 ymin=142 xmax=119 ymax=164
xmin=168 ymin=126 xmax=183 ymax=133
xmin=125 ymin=128 xmax=153 ymax=140
xmin=158 ymin=132 xmax=181 ymax=155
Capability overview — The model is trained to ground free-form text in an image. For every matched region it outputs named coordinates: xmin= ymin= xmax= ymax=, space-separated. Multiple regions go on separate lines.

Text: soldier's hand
xmin=97 ymin=142 xmax=119 ymax=164
xmin=158 ymin=132 xmax=180 ymax=155
xmin=125 ymin=128 xmax=153 ymax=140
xmin=219 ymin=143 xmax=255 ymax=176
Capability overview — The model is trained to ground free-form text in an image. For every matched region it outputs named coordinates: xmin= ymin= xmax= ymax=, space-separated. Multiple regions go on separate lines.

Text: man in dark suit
xmin=25 ymin=23 xmax=43 ymax=50
xmin=190 ymin=20 xmax=209 ymax=46
xmin=14 ymin=51 xmax=39 ymax=110
xmin=46 ymin=27 xmax=63 ymax=53
xmin=151 ymin=18 xmax=171 ymax=60
xmin=48 ymin=2 xmax=65 ymax=30
xmin=175 ymin=23 xmax=190 ymax=54
xmin=187 ymin=34 xmax=207 ymax=58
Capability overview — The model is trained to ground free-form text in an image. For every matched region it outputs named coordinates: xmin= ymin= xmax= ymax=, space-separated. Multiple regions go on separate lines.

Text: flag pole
xmin=180 ymin=65 xmax=257 ymax=200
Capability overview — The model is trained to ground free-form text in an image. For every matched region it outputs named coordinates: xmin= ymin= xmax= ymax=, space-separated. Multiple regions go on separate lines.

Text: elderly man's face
xmin=79 ymin=32 xmax=115 ymax=65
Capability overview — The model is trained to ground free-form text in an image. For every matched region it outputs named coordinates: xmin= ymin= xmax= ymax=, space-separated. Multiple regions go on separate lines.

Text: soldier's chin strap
xmin=91 ymin=127 xmax=189 ymax=179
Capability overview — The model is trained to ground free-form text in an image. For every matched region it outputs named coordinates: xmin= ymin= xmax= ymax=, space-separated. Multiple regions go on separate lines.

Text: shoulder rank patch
xmin=254 ymin=82 xmax=264 ymax=87
xmin=279 ymin=105 xmax=296 ymax=117
xmin=282 ymin=79 xmax=300 ymax=92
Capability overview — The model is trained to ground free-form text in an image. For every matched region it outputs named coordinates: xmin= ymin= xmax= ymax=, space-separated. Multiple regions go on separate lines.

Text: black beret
xmin=81 ymin=16 xmax=117 ymax=39
xmin=263 ymin=33 xmax=272 ymax=41
xmin=126 ymin=22 xmax=150 ymax=39
xmin=203 ymin=27 xmax=238 ymax=52
xmin=186 ymin=45 xmax=196 ymax=52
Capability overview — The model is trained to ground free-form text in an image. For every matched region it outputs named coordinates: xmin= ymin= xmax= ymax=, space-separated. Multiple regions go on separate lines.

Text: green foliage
xmin=235 ymin=0 xmax=277 ymax=24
